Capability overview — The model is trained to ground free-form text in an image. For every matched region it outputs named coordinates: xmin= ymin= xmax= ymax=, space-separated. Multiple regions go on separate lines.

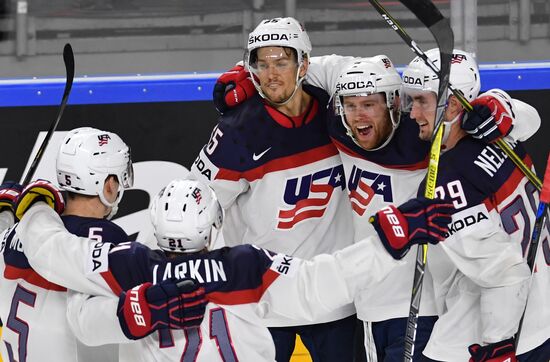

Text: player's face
xmin=254 ymin=47 xmax=301 ymax=103
xmin=409 ymin=91 xmax=437 ymax=141
xmin=343 ymin=94 xmax=392 ymax=150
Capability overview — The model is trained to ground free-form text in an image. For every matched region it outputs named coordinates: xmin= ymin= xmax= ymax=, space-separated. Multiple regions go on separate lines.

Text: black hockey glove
xmin=462 ymin=89 xmax=514 ymax=143
xmin=15 ymin=179 xmax=65 ymax=220
xmin=370 ymin=197 xmax=453 ymax=259
xmin=117 ymin=278 xmax=207 ymax=340
xmin=468 ymin=337 xmax=517 ymax=362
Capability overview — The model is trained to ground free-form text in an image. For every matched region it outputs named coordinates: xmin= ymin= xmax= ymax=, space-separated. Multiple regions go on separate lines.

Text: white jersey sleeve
xmin=17 ymin=203 xmax=116 ymax=297
xmin=66 ymin=291 xmax=130 ymax=347
xmin=508 ymin=98 xmax=541 ymax=142
xmin=0 ymin=210 xmax=14 ymax=233
xmin=306 ymin=55 xmax=358 ymax=94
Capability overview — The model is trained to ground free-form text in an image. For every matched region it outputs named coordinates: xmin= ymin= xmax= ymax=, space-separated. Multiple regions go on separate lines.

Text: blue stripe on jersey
xmin=62 ymin=215 xmax=129 ymax=244
xmin=419 ymin=137 xmax=530 ymax=212
xmin=107 ymin=243 xmax=277 ymax=303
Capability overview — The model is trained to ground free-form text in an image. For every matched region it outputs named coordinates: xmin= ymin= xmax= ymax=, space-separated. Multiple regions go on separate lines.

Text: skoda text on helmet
xmin=56 ymin=127 xmax=134 ymax=218
xmin=401 ymin=48 xmax=481 ymax=141
xmin=333 ymin=55 xmax=402 ymax=151
xmin=244 ymin=17 xmax=312 ymax=106
xmin=150 ymin=179 xmax=223 ymax=253
xmin=401 ymin=48 xmax=481 ymax=110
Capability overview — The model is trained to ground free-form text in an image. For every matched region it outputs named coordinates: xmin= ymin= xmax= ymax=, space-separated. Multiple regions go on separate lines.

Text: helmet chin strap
xmin=99 ymin=186 xmax=124 ymax=220
xmin=441 ymin=111 xmax=462 ymax=147
xmin=252 ymin=62 xmax=305 ymax=107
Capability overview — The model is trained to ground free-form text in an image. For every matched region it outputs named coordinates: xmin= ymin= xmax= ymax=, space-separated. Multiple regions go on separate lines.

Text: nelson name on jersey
xmin=473 ymin=140 xmax=516 ymax=177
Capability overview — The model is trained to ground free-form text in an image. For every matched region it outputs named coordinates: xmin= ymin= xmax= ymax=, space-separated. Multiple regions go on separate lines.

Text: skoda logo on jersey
xmin=335 ymin=81 xmax=375 ymax=92
xmin=248 ymin=33 xmax=298 ymax=45
xmin=277 ymin=165 xmax=345 ymax=230
xmin=347 ymin=165 xmax=393 ymax=216
xmin=445 ymin=211 xmax=489 ymax=237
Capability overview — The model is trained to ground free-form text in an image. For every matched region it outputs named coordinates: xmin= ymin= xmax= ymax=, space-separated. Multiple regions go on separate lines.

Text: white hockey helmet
xmin=244 ymin=17 xmax=312 ymax=105
xmin=401 ymin=48 xmax=481 ymax=112
xmin=333 ymin=55 xmax=402 ymax=150
xmin=150 ymin=179 xmax=223 ymax=253
xmin=56 ymin=127 xmax=133 ymax=217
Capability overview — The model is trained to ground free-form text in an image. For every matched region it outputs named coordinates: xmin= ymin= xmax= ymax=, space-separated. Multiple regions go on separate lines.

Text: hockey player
xmin=190 ymin=17 xmax=358 ymax=361
xmin=213 ymin=53 xmax=542 ymax=361
xmin=12 ymin=178 xmax=453 ymax=361
xmin=0 ymin=128 xmax=206 ymax=361
xmin=400 ymin=48 xmax=550 ymax=361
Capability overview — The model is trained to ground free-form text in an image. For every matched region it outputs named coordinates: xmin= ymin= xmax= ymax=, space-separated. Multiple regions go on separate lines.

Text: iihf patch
xmin=86 ymin=241 xmax=111 ymax=275
xmin=270 ymin=253 xmax=298 ymax=277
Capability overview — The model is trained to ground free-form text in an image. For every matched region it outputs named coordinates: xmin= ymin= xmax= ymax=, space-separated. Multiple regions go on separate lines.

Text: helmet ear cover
xmin=150 ymin=179 xmax=223 ymax=254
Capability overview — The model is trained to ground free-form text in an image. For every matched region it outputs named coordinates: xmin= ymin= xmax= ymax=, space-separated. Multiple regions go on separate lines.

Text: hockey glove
xmin=462 ymin=89 xmax=514 ymax=143
xmin=370 ymin=197 xmax=453 ymax=259
xmin=15 ymin=179 xmax=65 ymax=220
xmin=468 ymin=337 xmax=517 ymax=362
xmin=117 ymin=278 xmax=207 ymax=340
xmin=0 ymin=181 xmax=23 ymax=215
xmin=213 ymin=65 xmax=256 ymax=114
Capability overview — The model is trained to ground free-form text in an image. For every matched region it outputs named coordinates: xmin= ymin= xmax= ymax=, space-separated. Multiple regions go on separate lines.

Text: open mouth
xmin=356 ymin=124 xmax=373 ymax=137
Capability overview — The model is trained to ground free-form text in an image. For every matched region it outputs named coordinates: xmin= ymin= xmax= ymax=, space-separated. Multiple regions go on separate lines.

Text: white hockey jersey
xmin=190 ymin=82 xmax=356 ymax=324
xmin=421 ymin=138 xmax=547 ymax=360
xmin=306 ymin=55 xmax=544 ymax=332
xmin=16 ymin=203 xmax=402 ymax=362
xmin=0 ymin=212 xmax=129 ymax=362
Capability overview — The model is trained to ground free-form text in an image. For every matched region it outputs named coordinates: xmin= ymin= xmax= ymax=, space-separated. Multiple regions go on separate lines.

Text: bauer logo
xmin=347 ymin=165 xmax=393 ymax=216
xmin=335 ymin=81 xmax=375 ymax=92
xmin=277 ymin=165 xmax=345 ymax=229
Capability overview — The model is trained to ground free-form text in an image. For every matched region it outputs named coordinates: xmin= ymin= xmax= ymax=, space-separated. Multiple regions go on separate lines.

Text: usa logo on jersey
xmin=277 ymin=165 xmax=345 ymax=229
xmin=348 ymin=165 xmax=393 ymax=216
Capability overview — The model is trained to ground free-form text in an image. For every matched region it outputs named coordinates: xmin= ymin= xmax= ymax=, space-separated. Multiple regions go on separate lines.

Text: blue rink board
xmin=0 ymin=62 xmax=549 ymax=107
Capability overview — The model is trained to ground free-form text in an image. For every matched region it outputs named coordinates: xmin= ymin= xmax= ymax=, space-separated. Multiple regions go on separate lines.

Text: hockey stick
xmin=368 ymin=0 xmax=542 ymax=191
xmin=367 ymin=1 xmax=453 ymax=360
xmin=369 ymin=0 xmax=451 ymax=359
xmin=21 ymin=43 xmax=74 ymax=186
xmin=514 ymin=154 xmax=550 ymax=349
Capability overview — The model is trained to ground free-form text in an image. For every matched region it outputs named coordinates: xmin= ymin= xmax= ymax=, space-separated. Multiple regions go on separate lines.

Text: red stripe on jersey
xmin=277 ymin=208 xmax=327 ymax=229
xmin=206 ymin=268 xmax=280 ymax=305
xmin=483 ymin=155 xmax=533 ymax=211
xmin=216 ymin=143 xmax=339 ymax=182
xmin=101 ymin=270 xmax=123 ymax=296
xmin=331 ymin=138 xmax=429 ymax=170
xmin=4 ymin=264 xmax=66 ymax=292
xmin=495 ymin=156 xmax=534 ymax=207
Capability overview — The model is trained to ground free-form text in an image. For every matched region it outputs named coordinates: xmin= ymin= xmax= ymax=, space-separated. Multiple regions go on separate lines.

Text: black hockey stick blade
xmin=515 ymin=154 xmax=550 ymax=348
xmin=22 ymin=43 xmax=75 ymax=186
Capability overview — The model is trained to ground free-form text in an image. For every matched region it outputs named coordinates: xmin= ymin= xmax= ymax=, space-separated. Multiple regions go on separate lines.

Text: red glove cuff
xmin=376 ymin=205 xmax=409 ymax=250
xmin=122 ymin=283 xmax=152 ymax=338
